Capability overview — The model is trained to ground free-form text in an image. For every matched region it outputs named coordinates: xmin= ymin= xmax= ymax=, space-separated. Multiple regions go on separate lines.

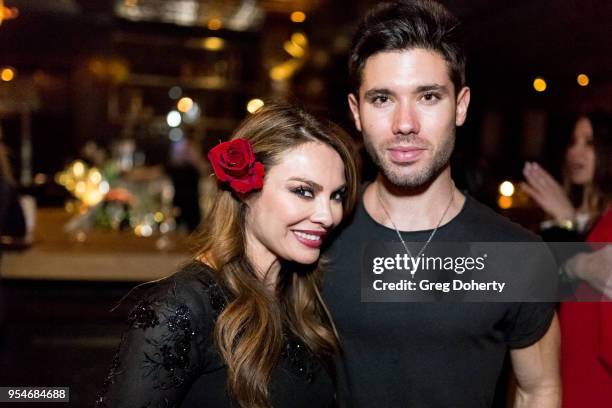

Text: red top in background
xmin=560 ymin=208 xmax=612 ymax=408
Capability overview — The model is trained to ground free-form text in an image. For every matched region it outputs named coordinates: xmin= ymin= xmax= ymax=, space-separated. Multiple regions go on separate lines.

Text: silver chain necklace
xmin=376 ymin=181 xmax=455 ymax=262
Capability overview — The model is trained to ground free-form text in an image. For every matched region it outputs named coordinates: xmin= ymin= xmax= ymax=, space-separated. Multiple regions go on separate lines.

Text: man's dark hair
xmin=349 ymin=0 xmax=466 ymax=96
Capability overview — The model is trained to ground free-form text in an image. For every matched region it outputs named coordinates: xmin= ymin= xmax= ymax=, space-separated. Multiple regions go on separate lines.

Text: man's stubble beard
xmin=363 ymin=130 xmax=455 ymax=188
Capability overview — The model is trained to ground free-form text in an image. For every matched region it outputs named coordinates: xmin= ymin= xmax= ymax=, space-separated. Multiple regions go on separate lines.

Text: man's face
xmin=348 ymin=48 xmax=470 ymax=188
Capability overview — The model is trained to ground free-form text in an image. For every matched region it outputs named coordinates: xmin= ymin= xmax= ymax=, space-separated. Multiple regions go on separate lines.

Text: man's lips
xmin=292 ymin=229 xmax=327 ymax=249
xmin=387 ymin=147 xmax=426 ymax=163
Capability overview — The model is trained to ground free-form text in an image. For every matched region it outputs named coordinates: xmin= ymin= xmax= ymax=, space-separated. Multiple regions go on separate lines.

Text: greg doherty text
xmin=372 ymin=279 xmax=506 ymax=293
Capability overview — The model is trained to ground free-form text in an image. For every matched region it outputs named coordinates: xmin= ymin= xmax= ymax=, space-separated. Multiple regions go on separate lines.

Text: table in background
xmin=1 ymin=208 xmax=193 ymax=281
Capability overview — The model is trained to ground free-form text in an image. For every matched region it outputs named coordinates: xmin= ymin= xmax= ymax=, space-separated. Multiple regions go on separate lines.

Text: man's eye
xmin=292 ymin=186 xmax=314 ymax=198
xmin=372 ymin=95 xmax=390 ymax=105
xmin=421 ymin=92 xmax=440 ymax=104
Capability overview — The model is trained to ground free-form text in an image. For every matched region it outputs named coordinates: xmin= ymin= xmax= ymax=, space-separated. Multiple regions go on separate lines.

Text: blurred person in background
xmin=167 ymin=137 xmax=208 ymax=232
xmin=96 ymin=103 xmax=358 ymax=408
xmin=522 ymin=113 xmax=611 ymax=240
xmin=0 ymin=135 xmax=26 ymax=335
xmin=522 ymin=112 xmax=612 ymax=407
xmin=0 ymin=137 xmax=26 ymax=257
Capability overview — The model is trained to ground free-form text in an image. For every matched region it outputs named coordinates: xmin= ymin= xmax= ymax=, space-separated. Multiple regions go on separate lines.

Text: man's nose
xmin=392 ymin=103 xmax=419 ymax=135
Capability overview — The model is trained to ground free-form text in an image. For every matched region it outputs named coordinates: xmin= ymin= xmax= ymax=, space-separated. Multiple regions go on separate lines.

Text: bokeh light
xmin=533 ymin=77 xmax=547 ymax=92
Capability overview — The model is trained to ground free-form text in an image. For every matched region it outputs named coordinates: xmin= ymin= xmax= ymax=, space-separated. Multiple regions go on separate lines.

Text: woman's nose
xmin=311 ymin=198 xmax=334 ymax=228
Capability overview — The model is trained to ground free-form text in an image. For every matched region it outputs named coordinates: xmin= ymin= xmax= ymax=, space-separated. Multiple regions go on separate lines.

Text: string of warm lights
xmin=532 ymin=73 xmax=591 ymax=93
xmin=55 ymin=161 xmax=109 ymax=208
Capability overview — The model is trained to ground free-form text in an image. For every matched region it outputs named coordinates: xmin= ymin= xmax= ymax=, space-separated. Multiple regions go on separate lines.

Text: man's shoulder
xmin=460 ymin=195 xmax=541 ymax=242
xmin=325 ymin=192 xmax=542 ymax=253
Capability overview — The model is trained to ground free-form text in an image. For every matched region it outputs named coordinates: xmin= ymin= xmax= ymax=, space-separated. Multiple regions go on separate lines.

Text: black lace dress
xmin=96 ymin=261 xmax=335 ymax=408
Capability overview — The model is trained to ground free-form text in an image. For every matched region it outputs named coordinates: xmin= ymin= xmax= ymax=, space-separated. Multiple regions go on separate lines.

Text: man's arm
xmin=509 ymin=313 xmax=561 ymax=408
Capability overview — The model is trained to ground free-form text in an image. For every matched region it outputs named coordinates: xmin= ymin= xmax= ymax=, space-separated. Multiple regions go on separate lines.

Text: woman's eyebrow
xmin=288 ymin=177 xmax=323 ymax=192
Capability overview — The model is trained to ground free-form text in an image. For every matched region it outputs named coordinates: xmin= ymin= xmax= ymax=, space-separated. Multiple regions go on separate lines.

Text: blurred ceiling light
xmin=89 ymin=59 xmax=106 ymax=76
xmin=99 ymin=181 xmax=110 ymax=194
xmin=290 ymin=11 xmax=306 ymax=23
xmin=72 ymin=161 xmax=86 ymax=178
xmin=208 ymin=18 xmax=222 ymax=30
xmin=498 ymin=196 xmax=513 ymax=210
xmin=246 ymin=98 xmax=264 ymax=114
xmin=166 ymin=110 xmax=182 ymax=127
xmin=169 ymin=128 xmax=184 ymax=142
xmin=284 ymin=40 xmax=305 ymax=58
xmin=291 ymin=32 xmax=308 ymax=48
xmin=140 ymin=224 xmax=153 ymax=237
xmin=1 ymin=67 xmax=15 ymax=81
xmin=108 ymin=60 xmax=129 ymax=82
xmin=75 ymin=181 xmax=87 ymax=196
xmin=203 ymin=37 xmax=225 ymax=51
xmin=159 ymin=222 xmax=171 ymax=234
xmin=83 ymin=190 xmax=104 ymax=207
xmin=114 ymin=0 xmax=263 ymax=31
xmin=88 ymin=169 xmax=103 ymax=184
xmin=168 ymin=86 xmax=182 ymax=99
xmin=225 ymin=0 xmax=264 ymax=31
xmin=177 ymin=97 xmax=194 ymax=113
xmin=499 ymin=181 xmax=515 ymax=197
xmin=533 ymin=77 xmax=547 ymax=92
xmin=270 ymin=66 xmax=287 ymax=81
xmin=34 ymin=173 xmax=47 ymax=185
xmin=182 ymin=102 xmax=200 ymax=124
xmin=577 ymin=74 xmax=589 ymax=86
xmin=269 ymin=59 xmax=303 ymax=81
xmin=0 ymin=1 xmax=19 ymax=26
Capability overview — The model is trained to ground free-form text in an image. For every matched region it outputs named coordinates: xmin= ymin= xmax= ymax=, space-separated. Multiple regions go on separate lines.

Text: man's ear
xmin=455 ymin=86 xmax=471 ymax=127
xmin=348 ymin=93 xmax=363 ymax=132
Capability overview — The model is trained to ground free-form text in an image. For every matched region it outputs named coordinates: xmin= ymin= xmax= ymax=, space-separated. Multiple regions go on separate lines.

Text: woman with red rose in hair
xmin=96 ymin=103 xmax=359 ymax=408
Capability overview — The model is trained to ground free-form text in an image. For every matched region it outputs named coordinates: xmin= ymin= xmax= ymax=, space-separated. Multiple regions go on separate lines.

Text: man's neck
xmin=363 ymin=167 xmax=465 ymax=232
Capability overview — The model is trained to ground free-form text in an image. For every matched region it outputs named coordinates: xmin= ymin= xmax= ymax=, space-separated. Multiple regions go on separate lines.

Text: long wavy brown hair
xmin=195 ymin=102 xmax=359 ymax=408
xmin=563 ymin=112 xmax=612 ymax=226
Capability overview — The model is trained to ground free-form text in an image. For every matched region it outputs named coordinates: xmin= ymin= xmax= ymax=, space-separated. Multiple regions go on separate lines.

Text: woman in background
xmin=96 ymin=103 xmax=358 ymax=408
xmin=522 ymin=112 xmax=612 ymax=408
xmin=522 ymin=113 xmax=611 ymax=239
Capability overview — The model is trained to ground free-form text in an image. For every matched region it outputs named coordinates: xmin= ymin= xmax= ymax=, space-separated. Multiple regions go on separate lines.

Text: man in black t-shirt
xmin=322 ymin=1 xmax=560 ymax=407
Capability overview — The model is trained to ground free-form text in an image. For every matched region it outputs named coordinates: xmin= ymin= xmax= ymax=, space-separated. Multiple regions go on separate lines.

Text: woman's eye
xmin=332 ymin=189 xmax=346 ymax=202
xmin=292 ymin=186 xmax=314 ymax=198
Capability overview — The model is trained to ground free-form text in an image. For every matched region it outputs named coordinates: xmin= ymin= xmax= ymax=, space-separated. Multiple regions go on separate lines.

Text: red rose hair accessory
xmin=207 ymin=138 xmax=265 ymax=194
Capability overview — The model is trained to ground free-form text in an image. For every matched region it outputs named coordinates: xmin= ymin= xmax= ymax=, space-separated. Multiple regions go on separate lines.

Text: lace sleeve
xmin=96 ymin=280 xmax=212 ymax=408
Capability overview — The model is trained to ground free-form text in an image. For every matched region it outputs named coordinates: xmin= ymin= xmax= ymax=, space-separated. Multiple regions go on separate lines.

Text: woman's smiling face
xmin=244 ymin=141 xmax=347 ymax=270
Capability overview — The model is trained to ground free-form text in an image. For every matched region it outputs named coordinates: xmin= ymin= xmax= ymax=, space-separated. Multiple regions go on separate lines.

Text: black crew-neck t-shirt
xmin=322 ymin=191 xmax=556 ymax=408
